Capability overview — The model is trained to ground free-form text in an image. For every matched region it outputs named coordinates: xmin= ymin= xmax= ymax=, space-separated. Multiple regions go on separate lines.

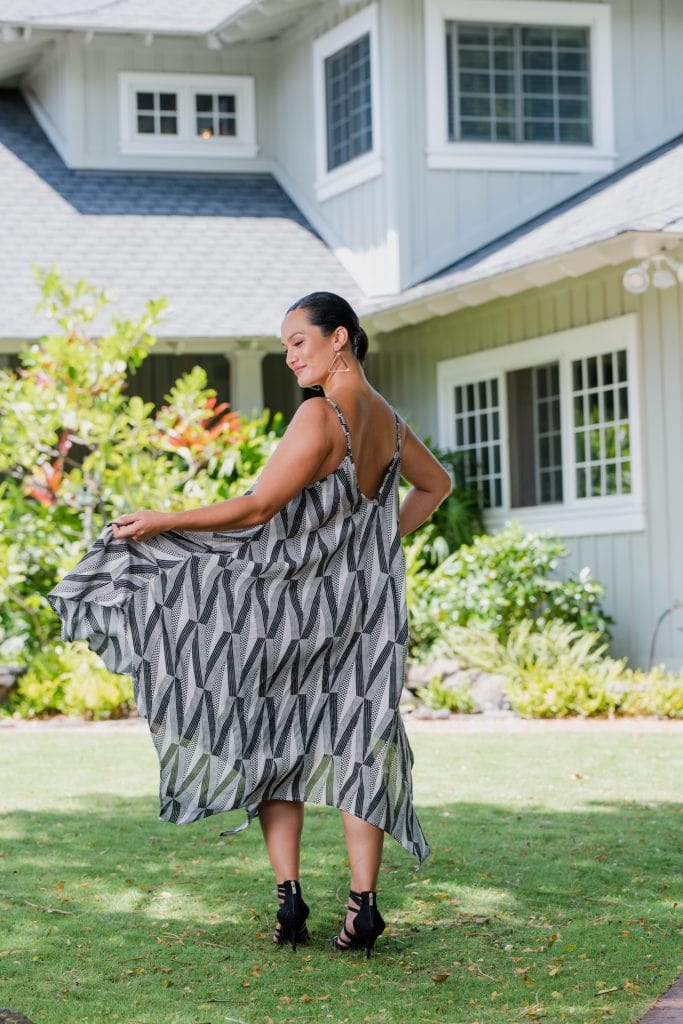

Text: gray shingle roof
xmin=0 ymin=89 xmax=362 ymax=340
xmin=368 ymin=133 xmax=683 ymax=316
xmin=0 ymin=1 xmax=251 ymax=34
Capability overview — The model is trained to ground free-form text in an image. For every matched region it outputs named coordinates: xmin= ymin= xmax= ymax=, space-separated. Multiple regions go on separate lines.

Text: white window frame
xmin=424 ymin=0 xmax=615 ymax=173
xmin=312 ymin=4 xmax=383 ymax=202
xmin=437 ymin=315 xmax=644 ymax=537
xmin=119 ymin=72 xmax=257 ymax=158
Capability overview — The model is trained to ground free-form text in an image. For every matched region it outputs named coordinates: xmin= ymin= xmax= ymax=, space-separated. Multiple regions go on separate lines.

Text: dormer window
xmin=313 ymin=4 xmax=382 ymax=201
xmin=119 ymin=73 xmax=257 ymax=158
xmin=425 ymin=0 xmax=615 ymax=173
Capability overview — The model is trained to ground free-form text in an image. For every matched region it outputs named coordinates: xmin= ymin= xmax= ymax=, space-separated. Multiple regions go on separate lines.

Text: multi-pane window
xmin=446 ymin=21 xmax=591 ymax=144
xmin=446 ymin=345 xmax=632 ymax=511
xmin=453 ymin=378 xmax=502 ymax=508
xmin=135 ymin=91 xmax=178 ymax=135
xmin=195 ymin=93 xmax=237 ymax=139
xmin=572 ymin=350 xmax=630 ymax=499
xmin=325 ymin=32 xmax=373 ymax=171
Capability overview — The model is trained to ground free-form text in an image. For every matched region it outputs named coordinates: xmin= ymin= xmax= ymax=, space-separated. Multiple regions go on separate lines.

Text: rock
xmin=0 ymin=1011 xmax=38 ymax=1024
xmin=468 ymin=671 xmax=511 ymax=713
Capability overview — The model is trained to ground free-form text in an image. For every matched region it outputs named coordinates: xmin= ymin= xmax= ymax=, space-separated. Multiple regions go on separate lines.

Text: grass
xmin=0 ymin=724 xmax=681 ymax=1024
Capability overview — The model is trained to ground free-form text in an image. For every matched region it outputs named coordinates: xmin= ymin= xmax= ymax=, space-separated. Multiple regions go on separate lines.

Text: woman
xmin=48 ymin=292 xmax=451 ymax=957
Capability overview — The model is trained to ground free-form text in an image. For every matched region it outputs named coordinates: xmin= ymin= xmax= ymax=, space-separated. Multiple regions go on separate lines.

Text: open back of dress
xmin=48 ymin=399 xmax=430 ymax=865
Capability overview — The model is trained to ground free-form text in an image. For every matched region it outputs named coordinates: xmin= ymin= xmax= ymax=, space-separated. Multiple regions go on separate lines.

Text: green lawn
xmin=0 ymin=724 xmax=681 ymax=1024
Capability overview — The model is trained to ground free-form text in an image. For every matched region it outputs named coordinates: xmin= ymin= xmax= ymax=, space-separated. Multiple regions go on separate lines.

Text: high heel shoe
xmin=273 ymin=879 xmax=310 ymax=951
xmin=331 ymin=889 xmax=385 ymax=958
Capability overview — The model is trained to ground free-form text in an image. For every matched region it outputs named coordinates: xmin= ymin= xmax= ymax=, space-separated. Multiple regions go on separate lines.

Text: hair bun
xmin=354 ymin=326 xmax=369 ymax=363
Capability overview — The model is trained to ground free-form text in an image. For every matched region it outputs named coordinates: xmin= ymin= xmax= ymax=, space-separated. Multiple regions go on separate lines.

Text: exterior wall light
xmin=623 ymin=254 xmax=683 ymax=294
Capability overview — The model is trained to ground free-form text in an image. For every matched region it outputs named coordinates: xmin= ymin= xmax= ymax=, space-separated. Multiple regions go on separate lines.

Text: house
xmin=1 ymin=0 xmax=682 ymax=669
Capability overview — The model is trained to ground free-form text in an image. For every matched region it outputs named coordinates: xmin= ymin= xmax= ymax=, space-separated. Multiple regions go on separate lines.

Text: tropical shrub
xmin=407 ymin=522 xmax=610 ymax=658
xmin=443 ymin=620 xmax=683 ymax=718
xmin=416 ymin=676 xmax=475 ymax=714
xmin=7 ymin=641 xmax=134 ymax=719
xmin=0 ymin=268 xmax=284 ymax=685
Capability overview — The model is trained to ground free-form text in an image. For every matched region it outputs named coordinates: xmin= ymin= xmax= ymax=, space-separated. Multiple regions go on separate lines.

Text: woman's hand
xmin=111 ymin=510 xmax=175 ymax=543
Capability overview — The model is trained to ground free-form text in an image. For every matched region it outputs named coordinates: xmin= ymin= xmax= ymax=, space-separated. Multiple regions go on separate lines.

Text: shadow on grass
xmin=1 ymin=794 xmax=680 ymax=1023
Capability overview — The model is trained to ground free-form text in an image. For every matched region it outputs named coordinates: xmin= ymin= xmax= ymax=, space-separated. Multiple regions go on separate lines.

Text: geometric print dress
xmin=48 ymin=398 xmax=430 ymax=866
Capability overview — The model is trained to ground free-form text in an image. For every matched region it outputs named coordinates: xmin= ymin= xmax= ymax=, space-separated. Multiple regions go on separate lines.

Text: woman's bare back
xmin=313 ymin=390 xmax=401 ymax=501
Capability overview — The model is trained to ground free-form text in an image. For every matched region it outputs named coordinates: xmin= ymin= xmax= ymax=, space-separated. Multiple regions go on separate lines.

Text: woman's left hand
xmin=111 ymin=510 xmax=174 ymax=543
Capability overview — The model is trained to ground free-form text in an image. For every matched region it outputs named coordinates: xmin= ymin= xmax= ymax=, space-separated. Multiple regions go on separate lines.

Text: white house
xmin=1 ymin=0 xmax=682 ymax=668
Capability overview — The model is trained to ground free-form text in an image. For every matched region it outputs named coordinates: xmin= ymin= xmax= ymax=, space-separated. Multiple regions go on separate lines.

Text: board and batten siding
xmin=271 ymin=1 xmax=398 ymax=296
xmin=385 ymin=0 xmax=683 ymax=289
xmin=370 ymin=261 xmax=683 ymax=670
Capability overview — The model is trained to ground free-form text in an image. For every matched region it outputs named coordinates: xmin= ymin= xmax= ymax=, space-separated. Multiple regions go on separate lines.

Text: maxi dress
xmin=48 ymin=398 xmax=430 ymax=865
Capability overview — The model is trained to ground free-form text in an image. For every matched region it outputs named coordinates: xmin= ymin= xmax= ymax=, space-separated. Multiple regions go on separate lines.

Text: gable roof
xmin=0 ymin=89 xmax=362 ymax=342
xmin=0 ymin=1 xmax=322 ymax=39
xmin=364 ymin=132 xmax=683 ymax=331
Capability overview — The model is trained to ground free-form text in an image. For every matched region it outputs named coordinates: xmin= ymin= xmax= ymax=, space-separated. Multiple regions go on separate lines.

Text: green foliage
xmin=407 ymin=522 xmax=611 ymax=658
xmin=0 ymin=268 xmax=284 ymax=712
xmin=416 ymin=676 xmax=475 ymax=713
xmin=406 ymin=447 xmax=485 ymax=568
xmin=8 ymin=641 xmax=134 ymax=719
xmin=445 ymin=620 xmax=683 ymax=718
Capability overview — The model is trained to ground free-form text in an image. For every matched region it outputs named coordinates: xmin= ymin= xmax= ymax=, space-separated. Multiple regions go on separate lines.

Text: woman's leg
xmin=337 ymin=810 xmax=385 ymax=942
xmin=340 ymin=810 xmax=384 ymax=891
xmin=259 ymin=799 xmax=308 ymax=945
xmin=258 ymin=799 xmax=305 ymax=881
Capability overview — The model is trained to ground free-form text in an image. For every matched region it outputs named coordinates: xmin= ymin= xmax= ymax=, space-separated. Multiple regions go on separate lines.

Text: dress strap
xmin=325 ymin=397 xmax=353 ymax=459
xmin=394 ymin=411 xmax=402 ymax=457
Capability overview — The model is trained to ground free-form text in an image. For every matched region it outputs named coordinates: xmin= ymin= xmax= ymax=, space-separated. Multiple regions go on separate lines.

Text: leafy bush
xmin=416 ymin=676 xmax=475 ymax=714
xmin=445 ymin=620 xmax=683 ymax=718
xmin=406 ymin=447 xmax=485 ymax=568
xmin=407 ymin=522 xmax=611 ymax=658
xmin=7 ymin=642 xmax=134 ymax=719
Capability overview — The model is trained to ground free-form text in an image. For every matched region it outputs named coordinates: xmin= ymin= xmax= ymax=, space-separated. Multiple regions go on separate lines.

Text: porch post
xmin=227 ymin=340 xmax=266 ymax=416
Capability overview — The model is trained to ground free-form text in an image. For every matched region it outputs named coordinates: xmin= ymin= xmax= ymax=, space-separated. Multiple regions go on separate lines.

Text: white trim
xmin=437 ymin=315 xmax=644 ymax=537
xmin=424 ymin=0 xmax=615 ymax=173
xmin=312 ymin=4 xmax=383 ymax=202
xmin=118 ymin=72 xmax=257 ymax=158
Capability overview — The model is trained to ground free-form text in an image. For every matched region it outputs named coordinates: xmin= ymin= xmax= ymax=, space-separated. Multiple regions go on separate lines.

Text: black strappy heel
xmin=332 ymin=889 xmax=385 ymax=958
xmin=273 ymin=879 xmax=310 ymax=951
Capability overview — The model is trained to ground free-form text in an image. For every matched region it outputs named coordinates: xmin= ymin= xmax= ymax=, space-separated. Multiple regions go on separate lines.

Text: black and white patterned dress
xmin=48 ymin=398 xmax=430 ymax=865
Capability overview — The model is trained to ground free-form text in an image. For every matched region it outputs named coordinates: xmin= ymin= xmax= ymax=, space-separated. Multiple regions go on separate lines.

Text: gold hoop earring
xmin=327 ymin=349 xmax=350 ymax=375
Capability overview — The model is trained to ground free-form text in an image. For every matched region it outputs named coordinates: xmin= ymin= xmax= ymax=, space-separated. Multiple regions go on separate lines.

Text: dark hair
xmin=287 ymin=291 xmax=368 ymax=364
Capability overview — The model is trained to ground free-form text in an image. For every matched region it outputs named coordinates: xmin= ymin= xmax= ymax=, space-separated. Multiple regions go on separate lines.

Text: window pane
xmin=195 ymin=94 xmax=213 ymax=113
xmin=137 ymin=114 xmax=155 ymax=133
xmin=572 ymin=348 xmax=631 ymax=499
xmin=160 ymin=116 xmax=177 ymax=135
xmin=448 ymin=21 xmax=591 ymax=145
xmin=453 ymin=377 xmax=503 ymax=508
xmin=218 ymin=94 xmax=236 ymax=113
xmin=325 ymin=32 xmax=373 ymax=171
xmin=136 ymin=92 xmax=154 ymax=110
xmin=197 ymin=117 xmax=214 ymax=136
xmin=218 ymin=118 xmax=236 ymax=137
xmin=159 ymin=93 xmax=177 ymax=111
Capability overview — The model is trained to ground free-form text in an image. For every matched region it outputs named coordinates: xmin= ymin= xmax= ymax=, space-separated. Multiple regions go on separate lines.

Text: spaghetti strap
xmin=325 ymin=397 xmax=353 ymax=459
xmin=394 ymin=412 xmax=401 ymax=458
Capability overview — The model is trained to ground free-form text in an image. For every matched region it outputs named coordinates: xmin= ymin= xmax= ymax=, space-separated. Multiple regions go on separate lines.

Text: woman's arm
xmin=399 ymin=423 xmax=452 ymax=538
xmin=111 ymin=399 xmax=336 ymax=542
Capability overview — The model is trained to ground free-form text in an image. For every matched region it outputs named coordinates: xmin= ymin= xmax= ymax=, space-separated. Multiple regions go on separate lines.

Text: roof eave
xmin=363 ymin=231 xmax=683 ymax=336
